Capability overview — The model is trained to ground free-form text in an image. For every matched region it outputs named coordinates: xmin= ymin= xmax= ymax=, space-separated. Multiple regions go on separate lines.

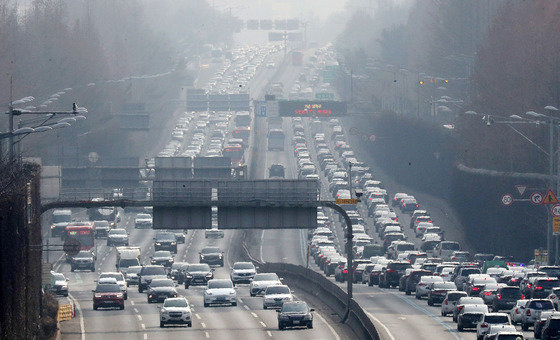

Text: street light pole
xmin=548 ymin=117 xmax=555 ymax=265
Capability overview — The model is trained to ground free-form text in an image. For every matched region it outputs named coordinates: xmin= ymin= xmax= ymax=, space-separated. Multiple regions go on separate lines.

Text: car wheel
xmin=441 ymin=311 xmax=446 ymax=317
xmin=93 ymin=305 xmax=98 ymax=310
xmin=453 ymin=315 xmax=457 ymax=322
xmin=263 ymin=306 xmax=267 ymax=309
xmin=415 ymin=294 xmax=421 ymax=300
xmin=368 ymin=281 xmax=373 ymax=287
xmin=119 ymin=305 xmax=124 ymax=310
xmin=307 ymin=321 xmax=313 ymax=329
xmin=457 ymin=323 xmax=463 ymax=331
xmin=204 ymin=302 xmax=209 ymax=307
xmin=160 ymin=322 xmax=164 ymax=328
xmin=279 ymin=323 xmax=284 ymax=330
xmin=185 ymin=284 xmax=189 ymax=289
xmin=428 ymin=299 xmax=433 ymax=306
xmin=522 ymin=323 xmax=528 ymax=331
xmin=124 ymin=293 xmax=128 ymax=300
xmin=71 ymin=267 xmax=75 ymax=272
xmin=91 ymin=267 xmax=95 ymax=272
xmin=406 ymin=290 xmax=411 ymax=295
xmin=250 ymin=292 xmax=255 ymax=297
xmin=232 ymin=302 xmax=237 ymax=306
xmin=139 ymin=287 xmax=143 ymax=293
xmin=188 ymin=322 xmax=192 ymax=327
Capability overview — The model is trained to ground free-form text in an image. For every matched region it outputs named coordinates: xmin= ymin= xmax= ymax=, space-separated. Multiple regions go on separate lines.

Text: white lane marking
xmin=226 ymin=231 xmax=234 ymax=268
xmin=251 ymin=312 xmax=258 ymax=318
xmin=130 ymin=300 xmax=135 ymax=305
xmin=260 ymin=321 xmax=266 ymax=327
xmin=195 ymin=313 xmax=201 ymax=320
xmin=260 ymin=230 xmax=265 ymax=262
xmin=143 ymin=334 xmax=147 ymax=340
xmin=141 ymin=323 xmax=146 ymax=329
xmin=205 ymin=331 xmax=210 ymax=338
xmin=267 ymin=331 xmax=272 ymax=337
xmin=201 ymin=322 xmax=206 ymax=328
xmin=67 ymin=294 xmax=85 ymax=340
xmin=137 ymin=315 xmax=142 ymax=321
xmin=365 ymin=311 xmax=396 ymax=340
xmin=315 ymin=312 xmax=341 ymax=340
xmin=238 ymin=298 xmax=243 ymax=303
xmin=134 ymin=308 xmax=139 ymax=313
xmin=243 ymin=305 xmax=250 ymax=310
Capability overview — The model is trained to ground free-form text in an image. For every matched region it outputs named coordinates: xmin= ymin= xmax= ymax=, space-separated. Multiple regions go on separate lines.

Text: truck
xmin=87 ymin=202 xmax=119 ymax=227
xmin=50 ymin=209 xmax=72 ymax=237
xmin=116 ymin=246 xmax=141 ymax=271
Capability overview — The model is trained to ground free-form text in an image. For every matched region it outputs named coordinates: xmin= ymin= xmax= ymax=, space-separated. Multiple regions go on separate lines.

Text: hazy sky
xmin=212 ymin=0 xmax=348 ymax=21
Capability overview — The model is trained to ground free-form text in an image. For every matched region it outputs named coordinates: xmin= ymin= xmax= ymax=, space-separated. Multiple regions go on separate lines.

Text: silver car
xmin=230 ymin=262 xmax=256 ymax=284
xmin=263 ymin=285 xmax=293 ymax=309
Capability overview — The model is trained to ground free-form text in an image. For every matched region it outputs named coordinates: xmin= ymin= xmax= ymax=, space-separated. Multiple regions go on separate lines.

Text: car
xmin=534 ymin=311 xmax=560 ymax=339
xmin=134 ymin=213 xmax=153 ymax=228
xmin=541 ymin=314 xmax=560 ymax=340
xmin=277 ymin=301 xmax=314 ymax=330
xmin=99 ymin=272 xmax=128 ymax=299
xmin=483 ymin=325 xmax=520 ymax=339
xmin=151 ymin=251 xmax=174 ymax=267
xmin=250 ymin=273 xmax=282 ymax=297
xmin=230 ymin=262 xmax=256 ymax=284
xmin=368 ymin=264 xmax=385 ymax=286
xmin=169 ymin=262 xmax=189 ymax=284
xmin=415 ymin=276 xmax=444 ymax=299
xmin=70 ymin=250 xmax=96 ymax=272
xmin=199 ymin=247 xmax=224 ymax=266
xmin=49 ymin=272 xmax=69 ymax=297
xmin=457 ymin=304 xmax=488 ymax=331
xmin=124 ymin=266 xmax=142 ymax=286
xmin=147 ymin=278 xmax=178 ymax=303
xmin=441 ymin=291 xmax=468 ymax=316
xmin=205 ymin=227 xmax=224 ymax=239
xmin=107 ymin=228 xmax=129 ymax=246
xmin=405 ymin=269 xmax=432 ymax=295
xmin=509 ymin=299 xmax=529 ymax=325
xmin=454 ymin=296 xmax=485 ymax=322
xmin=159 ymin=297 xmax=192 ymax=327
xmin=548 ymin=287 xmax=560 ymax=310
xmin=491 ymin=286 xmax=522 ymax=312
xmin=154 ymin=232 xmax=178 ymax=253
xmin=427 ymin=282 xmax=457 ymax=306
xmin=263 ymin=285 xmax=293 ymax=309
xmin=269 ymin=164 xmax=285 ymax=178
xmin=377 ymin=261 xmax=412 ymax=288
xmin=476 ymin=313 xmax=511 ymax=340
xmin=520 ymin=299 xmax=556 ymax=331
xmin=173 ymin=231 xmax=186 ymax=244
xmin=138 ymin=265 xmax=167 ymax=293
xmin=204 ymin=279 xmax=237 ymax=307
xmin=454 ymin=266 xmax=482 ymax=290
xmin=184 ymin=263 xmax=214 ymax=288
xmin=435 ymin=241 xmax=461 ymax=261
xmin=93 ymin=220 xmax=111 ymax=238
xmin=531 ymin=277 xmax=560 ymax=298
xmin=92 ymin=283 xmax=124 ymax=310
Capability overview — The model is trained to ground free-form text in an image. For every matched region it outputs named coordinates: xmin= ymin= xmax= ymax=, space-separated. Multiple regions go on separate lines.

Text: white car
xmin=230 ymin=262 xmax=256 ymax=284
xmin=476 ymin=312 xmax=511 ymax=339
xmin=441 ymin=291 xmax=467 ymax=316
xmin=484 ymin=324 xmax=518 ymax=339
xmin=160 ymin=297 xmax=192 ymax=327
xmin=520 ymin=299 xmax=555 ymax=331
xmin=416 ymin=276 xmax=444 ymax=299
xmin=134 ymin=213 xmax=153 ymax=229
xmin=548 ymin=287 xmax=560 ymax=309
xmin=250 ymin=273 xmax=282 ymax=297
xmin=99 ymin=272 xmax=128 ymax=299
xmin=509 ymin=299 xmax=528 ymax=324
xmin=263 ymin=285 xmax=293 ymax=309
xmin=204 ymin=279 xmax=237 ymax=307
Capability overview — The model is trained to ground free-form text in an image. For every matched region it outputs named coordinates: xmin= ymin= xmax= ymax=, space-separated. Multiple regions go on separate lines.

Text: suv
xmin=457 ymin=304 xmax=488 ymax=331
xmin=107 ymin=228 xmax=129 ymax=246
xmin=427 ymin=282 xmax=457 ymax=306
xmin=541 ymin=315 xmax=560 ymax=339
xmin=154 ymin=232 xmax=177 ymax=253
xmin=70 ymin=250 xmax=96 ymax=272
xmin=435 ymin=241 xmax=460 ymax=261
xmin=520 ymin=299 xmax=556 ymax=331
xmin=93 ymin=283 xmax=124 ymax=310
xmin=476 ymin=313 xmax=511 ymax=340
xmin=159 ymin=297 xmax=192 ymax=328
xmin=491 ymin=286 xmax=522 ymax=312
xmin=277 ymin=301 xmax=314 ymax=330
xmin=531 ymin=277 xmax=560 ymax=298
xmin=441 ymin=291 xmax=467 ymax=316
xmin=184 ymin=263 xmax=213 ymax=288
xmin=269 ymin=164 xmax=285 ymax=178
xmin=138 ymin=265 xmax=167 ymax=293
xmin=378 ymin=261 xmax=412 ymax=288
xmin=230 ymin=262 xmax=256 ymax=284
xmin=454 ymin=266 xmax=482 ymax=290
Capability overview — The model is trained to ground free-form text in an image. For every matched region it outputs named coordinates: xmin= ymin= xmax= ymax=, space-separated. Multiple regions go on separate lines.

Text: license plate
xmin=217 ymin=297 xmax=225 ymax=301
xmin=293 ymin=320 xmax=300 ymax=325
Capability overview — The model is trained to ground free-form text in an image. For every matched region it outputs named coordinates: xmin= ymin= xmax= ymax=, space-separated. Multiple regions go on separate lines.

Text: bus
xmin=222 ymin=144 xmax=244 ymax=167
xmin=267 ymin=129 xmax=285 ymax=151
xmin=63 ymin=222 xmax=95 ymax=251
xmin=234 ymin=113 xmax=251 ymax=127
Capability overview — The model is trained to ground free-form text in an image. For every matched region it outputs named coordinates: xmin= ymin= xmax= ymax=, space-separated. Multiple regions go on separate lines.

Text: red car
xmin=93 ymin=283 xmax=124 ymax=310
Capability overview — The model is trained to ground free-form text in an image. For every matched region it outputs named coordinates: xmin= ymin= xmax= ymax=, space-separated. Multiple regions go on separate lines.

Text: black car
xmin=184 ymin=263 xmax=213 ymax=288
xmin=541 ymin=315 xmax=560 ymax=339
xmin=138 ymin=265 xmax=167 ymax=293
xmin=146 ymin=278 xmax=178 ymax=303
xmin=199 ymin=247 xmax=224 ymax=266
xmin=269 ymin=164 xmax=285 ymax=178
xmin=457 ymin=307 xmax=485 ymax=331
xmin=93 ymin=220 xmax=111 ymax=238
xmin=277 ymin=301 xmax=314 ymax=330
xmin=427 ymin=282 xmax=457 ymax=306
xmin=491 ymin=286 xmax=522 ymax=311
xmin=378 ymin=261 xmax=412 ymax=288
xmin=154 ymin=232 xmax=177 ymax=253
xmin=151 ymin=251 xmax=174 ymax=267
xmin=107 ymin=228 xmax=129 ymax=246
xmin=173 ymin=231 xmax=186 ymax=244
xmin=70 ymin=250 xmax=96 ymax=272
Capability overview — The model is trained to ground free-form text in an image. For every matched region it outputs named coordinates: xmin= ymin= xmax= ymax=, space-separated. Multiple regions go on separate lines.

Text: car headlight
xmin=230 ymin=291 xmax=236 ymax=295
xmin=206 ymin=273 xmax=213 ymax=278
xmin=50 ymin=225 xmax=56 ymax=229
xmin=156 ymin=242 xmax=162 ymax=246
xmin=173 ymin=293 xmax=177 ymax=297
xmin=200 ymin=255 xmax=205 ymax=259
xmin=304 ymin=314 xmax=312 ymax=320
xmin=186 ymin=275 xmax=193 ymax=278
xmin=94 ymin=293 xmax=102 ymax=298
xmin=161 ymin=308 xmax=167 ymax=313
xmin=218 ymin=254 xmax=223 ymax=259
xmin=171 ymin=242 xmax=176 ymax=245
xmin=116 ymin=293 xmax=123 ymax=298
xmin=149 ymin=294 xmax=153 ymax=298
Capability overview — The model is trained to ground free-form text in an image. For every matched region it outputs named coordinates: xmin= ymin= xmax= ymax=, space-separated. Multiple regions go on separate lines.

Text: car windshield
xmin=266 ymin=286 xmax=290 ymax=295
xmin=53 ymin=213 xmax=71 ymax=223
xmin=485 ymin=315 xmax=509 ymax=323
xmin=459 ymin=297 xmax=484 ymax=304
xmin=537 ymin=279 xmax=560 ymax=289
xmin=109 ymin=229 xmax=126 ymax=235
xmin=500 ymin=288 xmax=521 ymax=299
xmin=141 ymin=266 xmax=166 ymax=275
xmin=201 ymin=247 xmax=220 ymax=254
xmin=434 ymin=282 xmax=456 ymax=290
xmin=127 ymin=267 xmax=142 ymax=274
xmin=529 ymin=300 xmax=554 ymax=310
xmin=495 ymin=336 xmax=524 ymax=340
xmin=389 ymin=263 xmax=412 ymax=270
xmin=150 ymin=280 xmax=174 ymax=288
xmin=95 ymin=284 xmax=121 ymax=292
xmin=233 ymin=263 xmax=254 ymax=270
xmin=100 ymin=273 xmax=123 ymax=281
xmin=461 ymin=268 xmax=481 ymax=276
xmin=74 ymin=251 xmax=92 ymax=258
xmin=164 ymin=299 xmax=188 ymax=308
xmin=442 ymin=242 xmax=460 ymax=250
xmin=156 ymin=233 xmax=175 ymax=241
xmin=137 ymin=214 xmax=151 ymax=219
xmin=53 ymin=273 xmax=65 ymax=281
xmin=119 ymin=258 xmax=139 ymax=267
xmin=282 ymin=303 xmax=309 ymax=313
xmin=208 ymin=280 xmax=233 ymax=289
xmin=188 ymin=264 xmax=210 ymax=272
xmin=549 ymin=319 xmax=560 ymax=328
xmin=254 ymin=273 xmax=279 ymax=281
xmin=154 ymin=251 xmax=171 ymax=257
xmin=448 ymin=292 xmax=467 ymax=301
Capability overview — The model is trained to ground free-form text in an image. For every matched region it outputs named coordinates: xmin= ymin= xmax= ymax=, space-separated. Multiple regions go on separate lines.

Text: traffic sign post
xmin=543 ymin=189 xmax=559 ymax=204
xmin=531 ymin=192 xmax=544 ymax=205
xmin=553 ymin=217 xmax=560 ymax=235
xmin=552 ymin=204 xmax=560 ymax=217
xmin=501 ymin=194 xmax=513 ymax=206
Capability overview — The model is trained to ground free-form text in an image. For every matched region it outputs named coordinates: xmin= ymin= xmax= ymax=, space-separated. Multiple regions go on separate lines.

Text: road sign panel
xmin=259 ymin=105 xmax=267 ymax=117
xmin=531 ymin=192 xmax=544 ymax=204
xmin=336 ymin=198 xmax=359 ymax=205
xmin=552 ymin=204 xmax=560 ymax=217
xmin=554 ymin=217 xmax=560 ymax=235
xmin=501 ymin=194 xmax=513 ymax=206
xmin=515 ymin=185 xmax=527 ymax=196
xmin=543 ymin=189 xmax=559 ymax=204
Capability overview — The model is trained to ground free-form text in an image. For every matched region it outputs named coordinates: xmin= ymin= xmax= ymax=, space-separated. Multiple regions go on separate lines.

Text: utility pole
xmin=8 ymin=76 xmax=14 ymax=161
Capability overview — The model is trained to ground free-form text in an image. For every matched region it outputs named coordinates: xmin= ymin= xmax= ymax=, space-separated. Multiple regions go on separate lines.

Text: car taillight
xmin=457 ymin=306 xmax=463 ymax=311
xmin=472 ymin=287 xmax=481 ymax=291
xmin=418 ymin=283 xmax=426 ymax=286
xmin=387 ymin=269 xmax=395 ymax=273
xmin=535 ymin=286 xmax=543 ymax=290
xmin=526 ymin=309 xmax=531 ymax=316
xmin=444 ymin=299 xmax=448 ymax=305
xmin=497 ymin=294 xmax=502 ymax=300
xmin=343 ymin=269 xmax=348 ymax=274
xmin=481 ymin=323 xmax=488 ymax=328
xmin=521 ymin=294 xmax=525 ymax=299
xmin=527 ymin=284 xmax=532 ymax=288
xmin=551 ymin=295 xmax=557 ymax=299
xmin=483 ymin=291 xmax=492 ymax=296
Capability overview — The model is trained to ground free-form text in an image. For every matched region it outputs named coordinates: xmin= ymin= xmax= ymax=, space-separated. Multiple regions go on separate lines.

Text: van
xmin=116 ymin=246 xmax=141 ymax=270
xmin=435 ymin=241 xmax=460 ymax=260
xmin=51 ymin=209 xmax=72 ymax=237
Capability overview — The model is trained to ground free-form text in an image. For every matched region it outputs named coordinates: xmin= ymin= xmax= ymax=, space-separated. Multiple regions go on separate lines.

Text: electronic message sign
xmin=278 ymin=100 xmax=347 ymax=117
